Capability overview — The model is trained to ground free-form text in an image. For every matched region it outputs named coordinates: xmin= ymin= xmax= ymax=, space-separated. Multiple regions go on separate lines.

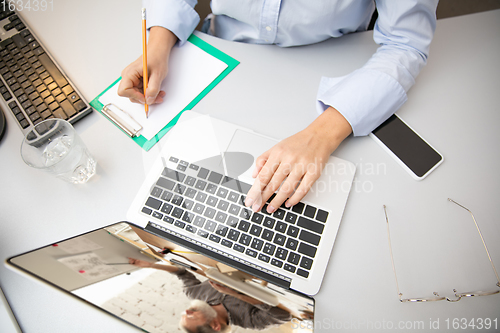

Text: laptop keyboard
xmin=141 ymin=156 xmax=329 ymax=281
xmin=0 ymin=8 xmax=91 ymax=134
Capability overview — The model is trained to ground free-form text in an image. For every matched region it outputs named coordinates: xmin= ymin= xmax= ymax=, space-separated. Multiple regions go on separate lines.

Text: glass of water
xmin=20 ymin=119 xmax=96 ymax=184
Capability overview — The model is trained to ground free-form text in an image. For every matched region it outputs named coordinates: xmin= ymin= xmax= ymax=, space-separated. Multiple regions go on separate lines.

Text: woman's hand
xmin=245 ymin=107 xmax=352 ymax=213
xmin=118 ymin=27 xmax=177 ymax=106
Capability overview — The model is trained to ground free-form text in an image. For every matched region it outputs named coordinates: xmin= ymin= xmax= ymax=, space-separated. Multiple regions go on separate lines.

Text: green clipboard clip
xmin=90 ymin=34 xmax=239 ymax=151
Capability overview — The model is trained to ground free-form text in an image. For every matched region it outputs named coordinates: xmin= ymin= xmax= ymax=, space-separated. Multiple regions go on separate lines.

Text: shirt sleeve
xmin=316 ymin=0 xmax=438 ymax=136
xmin=143 ymin=0 xmax=200 ymax=45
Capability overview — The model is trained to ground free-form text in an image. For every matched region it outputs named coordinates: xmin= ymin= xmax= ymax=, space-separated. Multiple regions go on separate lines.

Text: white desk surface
xmin=1 ymin=2 xmax=499 ymax=332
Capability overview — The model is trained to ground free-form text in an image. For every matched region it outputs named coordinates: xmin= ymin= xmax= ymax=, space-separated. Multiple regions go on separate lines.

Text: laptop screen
xmin=8 ymin=222 xmax=314 ymax=333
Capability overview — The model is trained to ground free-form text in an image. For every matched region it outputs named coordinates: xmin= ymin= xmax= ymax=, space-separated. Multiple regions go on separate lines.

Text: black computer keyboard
xmin=141 ymin=156 xmax=330 ymax=283
xmin=0 ymin=8 xmax=91 ymax=134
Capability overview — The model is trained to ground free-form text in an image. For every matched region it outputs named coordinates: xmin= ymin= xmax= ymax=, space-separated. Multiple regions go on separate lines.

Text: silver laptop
xmin=127 ymin=111 xmax=355 ymax=295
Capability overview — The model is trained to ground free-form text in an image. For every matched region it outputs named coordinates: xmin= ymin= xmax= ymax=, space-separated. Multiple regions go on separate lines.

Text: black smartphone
xmin=370 ymin=114 xmax=443 ymax=180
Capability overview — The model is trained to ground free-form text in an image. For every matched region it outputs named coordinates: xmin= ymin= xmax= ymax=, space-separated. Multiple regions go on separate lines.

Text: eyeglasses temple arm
xmin=448 ymin=198 xmax=500 ymax=287
xmin=384 ymin=205 xmax=404 ymax=301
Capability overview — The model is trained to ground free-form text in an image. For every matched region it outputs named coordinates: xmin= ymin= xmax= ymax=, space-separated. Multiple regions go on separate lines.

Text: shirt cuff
xmin=143 ymin=0 xmax=200 ymax=45
xmin=316 ymin=68 xmax=407 ymax=136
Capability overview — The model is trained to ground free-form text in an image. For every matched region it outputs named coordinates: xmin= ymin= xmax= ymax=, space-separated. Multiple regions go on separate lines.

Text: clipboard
xmin=90 ymin=34 xmax=239 ymax=151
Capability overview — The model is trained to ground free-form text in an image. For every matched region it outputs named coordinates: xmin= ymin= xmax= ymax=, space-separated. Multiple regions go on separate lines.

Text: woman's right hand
xmin=118 ymin=27 xmax=178 ymax=106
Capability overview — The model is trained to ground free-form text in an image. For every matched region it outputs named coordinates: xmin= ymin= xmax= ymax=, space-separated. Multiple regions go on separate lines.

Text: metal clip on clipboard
xmin=101 ymin=103 xmax=143 ymax=137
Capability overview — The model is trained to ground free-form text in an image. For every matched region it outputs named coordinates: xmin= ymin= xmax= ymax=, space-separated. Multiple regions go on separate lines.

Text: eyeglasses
xmin=384 ymin=199 xmax=500 ymax=302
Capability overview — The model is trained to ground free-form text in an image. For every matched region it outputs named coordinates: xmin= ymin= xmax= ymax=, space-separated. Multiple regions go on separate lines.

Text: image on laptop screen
xmin=7 ymin=222 xmax=314 ymax=333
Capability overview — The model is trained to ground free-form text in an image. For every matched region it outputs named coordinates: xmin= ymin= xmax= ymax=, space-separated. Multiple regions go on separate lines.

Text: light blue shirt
xmin=144 ymin=0 xmax=438 ymax=136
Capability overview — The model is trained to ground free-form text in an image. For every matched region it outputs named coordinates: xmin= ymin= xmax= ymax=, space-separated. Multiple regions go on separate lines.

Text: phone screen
xmin=371 ymin=115 xmax=443 ymax=179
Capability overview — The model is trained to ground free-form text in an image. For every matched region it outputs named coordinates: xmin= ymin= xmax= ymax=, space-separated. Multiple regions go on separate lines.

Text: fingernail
xmin=285 ymin=201 xmax=292 ymax=208
xmin=267 ymin=205 xmax=276 ymax=214
xmin=252 ymin=203 xmax=260 ymax=212
xmin=146 ymin=97 xmax=154 ymax=105
xmin=245 ymin=197 xmax=254 ymax=207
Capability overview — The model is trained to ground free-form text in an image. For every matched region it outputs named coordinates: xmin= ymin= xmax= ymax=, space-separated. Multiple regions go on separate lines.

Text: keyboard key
xmin=273 ymin=209 xmax=285 ymax=220
xmin=262 ymin=229 xmax=274 ymax=241
xmin=209 ymin=234 xmax=221 ymax=243
xmin=145 ymin=197 xmax=162 ymax=210
xmin=276 ymin=247 xmax=288 ymax=260
xmin=174 ymin=220 xmax=185 ymax=229
xmin=161 ymin=203 xmax=173 ymax=214
xmin=300 ymin=257 xmax=313 ymax=270
xmin=208 ymin=171 xmax=223 ymax=184
xmin=285 ymin=212 xmax=297 ymax=224
xmin=227 ymin=192 xmax=239 ymax=203
xmin=285 ymin=238 xmax=298 ymax=251
xmin=249 ymin=225 xmax=262 ymax=237
xmin=263 ymin=217 xmax=275 ymax=229
xmin=228 ymin=204 xmax=240 ymax=216
xmin=193 ymin=216 xmax=205 ymax=227
xmin=227 ymin=229 xmax=240 ymax=241
xmin=239 ymin=234 xmax=252 ymax=246
xmin=182 ymin=199 xmax=194 ymax=210
xmin=198 ymin=230 xmax=209 ymax=238
xmin=197 ymin=167 xmax=209 ymax=179
xmin=206 ymin=196 xmax=218 ymax=207
xmin=172 ymin=207 xmax=184 ymax=219
xmin=263 ymin=243 xmax=276 ymax=256
xmin=216 ymin=200 xmax=229 ymax=211
xmin=251 ymin=213 xmax=264 ymax=224
xmin=291 ymin=202 xmax=305 ymax=214
xmin=216 ymin=187 xmax=228 ymax=198
xmin=226 ymin=216 xmax=239 ymax=227
xmin=316 ymin=209 xmax=329 ymax=222
xmin=161 ymin=191 xmax=173 ymax=202
xmin=299 ymin=230 xmax=321 ymax=246
xmin=304 ymin=205 xmax=316 ymax=218
xmin=215 ymin=211 xmax=227 ymax=223
xmin=237 ymin=220 xmax=250 ymax=232
xmin=204 ymin=220 xmax=217 ymax=232
xmin=215 ymin=225 xmax=228 ymax=237
xmin=250 ymin=238 xmax=264 ymax=251
xmin=287 ymin=252 xmax=300 ymax=265
xmin=171 ymin=195 xmax=183 ymax=206
xmin=193 ymin=203 xmax=205 ymax=215
xmin=297 ymin=216 xmax=325 ymax=234
xmin=186 ymin=225 xmax=197 ymax=234
xmin=152 ymin=211 xmax=163 ymax=220
xmin=195 ymin=192 xmax=207 ymax=202
xmin=240 ymin=208 xmax=252 ymax=220
xmin=258 ymin=253 xmax=270 ymax=263
xmin=185 ymin=188 xmax=197 ymax=199
xmin=163 ymin=216 xmax=174 ymax=224
xmin=284 ymin=264 xmax=296 ymax=273
xmin=286 ymin=225 xmax=299 ymax=238
xmin=221 ymin=239 xmax=233 ymax=248
xmin=195 ymin=179 xmax=207 ymax=191
xmin=297 ymin=269 xmax=309 ymax=278
xmin=273 ymin=234 xmax=286 ymax=246
xmin=204 ymin=207 xmax=216 ymax=219
xmin=271 ymin=259 xmax=283 ymax=268
xmin=275 ymin=221 xmax=287 ymax=234
xmin=206 ymin=183 xmax=218 ymax=194
xmin=233 ymin=244 xmax=245 ymax=253
xmin=141 ymin=207 xmax=152 ymax=215
xmin=298 ymin=242 xmax=317 ymax=258
xmin=182 ymin=211 xmax=194 ymax=223
xmin=185 ymin=176 xmax=196 ymax=187
xmin=245 ymin=249 xmax=258 ymax=258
